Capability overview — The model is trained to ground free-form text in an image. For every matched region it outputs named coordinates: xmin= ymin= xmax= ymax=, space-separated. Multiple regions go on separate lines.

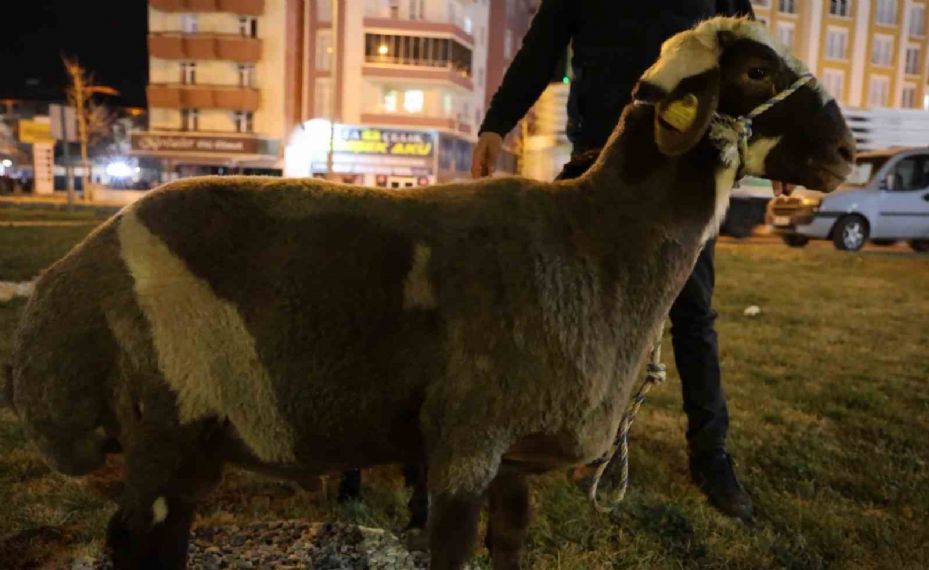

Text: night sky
xmin=0 ymin=0 xmax=148 ymax=107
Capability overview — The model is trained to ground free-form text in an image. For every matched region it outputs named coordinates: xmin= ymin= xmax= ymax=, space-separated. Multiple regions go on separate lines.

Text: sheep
xmin=8 ymin=17 xmax=854 ymax=570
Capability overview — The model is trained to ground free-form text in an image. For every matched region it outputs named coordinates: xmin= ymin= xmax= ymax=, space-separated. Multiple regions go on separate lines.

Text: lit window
xmin=403 ymin=89 xmax=424 ymax=113
xmin=316 ymin=31 xmax=333 ymax=70
xmin=443 ymin=93 xmax=453 ymax=115
xmin=384 ymin=89 xmax=398 ymax=112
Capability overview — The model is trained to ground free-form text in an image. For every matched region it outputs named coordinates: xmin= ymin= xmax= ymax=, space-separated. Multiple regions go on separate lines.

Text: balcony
xmin=360 ymin=113 xmax=473 ymax=135
xmin=150 ymin=0 xmax=264 ymax=16
xmin=149 ymin=33 xmax=262 ymax=62
xmin=147 ymin=84 xmax=260 ymax=111
xmin=362 ymin=65 xmax=473 ymax=91
xmin=364 ymin=17 xmax=474 ymax=46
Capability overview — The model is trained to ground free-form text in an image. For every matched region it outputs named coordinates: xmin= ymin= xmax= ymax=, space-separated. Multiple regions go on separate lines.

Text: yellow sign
xmin=19 ymin=120 xmax=55 ymax=144
xmin=333 ymin=127 xmax=435 ymax=157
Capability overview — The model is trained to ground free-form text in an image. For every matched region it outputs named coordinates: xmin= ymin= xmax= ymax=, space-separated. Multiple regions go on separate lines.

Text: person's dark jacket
xmin=479 ymin=0 xmax=755 ymax=153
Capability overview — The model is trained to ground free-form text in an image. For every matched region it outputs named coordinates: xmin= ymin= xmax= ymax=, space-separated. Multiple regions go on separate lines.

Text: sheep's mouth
xmin=811 ymin=164 xmax=852 ymax=191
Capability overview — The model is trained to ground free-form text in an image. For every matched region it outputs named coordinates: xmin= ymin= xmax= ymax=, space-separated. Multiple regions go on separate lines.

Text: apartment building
xmin=752 ymin=0 xmax=929 ymax=109
xmin=137 ymin=0 xmax=534 ymax=185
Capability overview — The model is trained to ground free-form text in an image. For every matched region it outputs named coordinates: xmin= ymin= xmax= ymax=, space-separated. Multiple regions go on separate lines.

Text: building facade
xmin=752 ymin=0 xmax=929 ymax=109
xmin=139 ymin=0 xmax=535 ymax=185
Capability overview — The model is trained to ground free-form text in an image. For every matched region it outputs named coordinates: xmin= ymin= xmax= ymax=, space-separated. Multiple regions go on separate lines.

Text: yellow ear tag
xmin=660 ymin=94 xmax=699 ymax=132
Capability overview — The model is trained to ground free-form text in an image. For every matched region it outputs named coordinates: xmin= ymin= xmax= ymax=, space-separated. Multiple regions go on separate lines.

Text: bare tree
xmin=63 ymin=56 xmax=118 ymax=202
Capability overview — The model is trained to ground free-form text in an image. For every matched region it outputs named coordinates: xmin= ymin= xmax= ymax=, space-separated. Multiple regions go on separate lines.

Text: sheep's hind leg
xmin=428 ymin=491 xmax=483 ymax=570
xmin=106 ymin=422 xmax=224 ymax=570
xmin=485 ymin=466 xmax=530 ymax=570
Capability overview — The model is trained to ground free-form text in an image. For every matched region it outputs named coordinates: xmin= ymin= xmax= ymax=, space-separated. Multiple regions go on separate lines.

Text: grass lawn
xmin=0 ymin=209 xmax=927 ymax=569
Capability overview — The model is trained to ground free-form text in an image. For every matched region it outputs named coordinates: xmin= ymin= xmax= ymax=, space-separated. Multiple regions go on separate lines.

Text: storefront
xmin=130 ymin=131 xmax=281 ymax=183
xmin=284 ymin=121 xmax=484 ymax=187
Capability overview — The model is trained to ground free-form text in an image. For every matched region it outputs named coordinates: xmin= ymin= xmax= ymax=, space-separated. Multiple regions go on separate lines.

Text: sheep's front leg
xmin=106 ymin=421 xmax=224 ymax=570
xmin=428 ymin=491 xmax=483 ymax=570
xmin=486 ymin=467 xmax=530 ymax=570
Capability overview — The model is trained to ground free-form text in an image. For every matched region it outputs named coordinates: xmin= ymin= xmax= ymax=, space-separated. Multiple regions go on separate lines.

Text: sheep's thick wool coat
xmin=12 ymin=135 xmax=709 ymax=492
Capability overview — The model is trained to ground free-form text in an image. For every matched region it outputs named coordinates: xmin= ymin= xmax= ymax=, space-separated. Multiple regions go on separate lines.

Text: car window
xmin=889 ymin=156 xmax=929 ymax=191
xmin=846 ymin=156 xmax=889 ymax=187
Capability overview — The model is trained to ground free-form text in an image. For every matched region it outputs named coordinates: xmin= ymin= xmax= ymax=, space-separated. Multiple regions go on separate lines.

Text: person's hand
xmin=772 ymin=180 xmax=796 ymax=196
xmin=471 ymin=132 xmax=504 ymax=178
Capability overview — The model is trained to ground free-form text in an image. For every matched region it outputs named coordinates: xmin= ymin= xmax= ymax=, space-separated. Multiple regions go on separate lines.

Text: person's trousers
xmin=669 ymin=239 xmax=729 ymax=456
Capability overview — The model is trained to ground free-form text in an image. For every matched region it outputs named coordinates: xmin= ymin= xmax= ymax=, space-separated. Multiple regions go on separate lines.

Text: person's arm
xmin=716 ymin=0 xmax=755 ymax=18
xmin=472 ymin=0 xmax=574 ymax=177
xmin=479 ymin=0 xmax=575 ymax=137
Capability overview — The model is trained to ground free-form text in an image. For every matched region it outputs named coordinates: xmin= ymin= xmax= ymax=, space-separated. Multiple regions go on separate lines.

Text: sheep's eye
xmin=748 ymin=67 xmax=768 ymax=81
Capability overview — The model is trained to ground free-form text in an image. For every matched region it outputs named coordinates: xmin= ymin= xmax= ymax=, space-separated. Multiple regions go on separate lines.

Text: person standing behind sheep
xmin=472 ymin=0 xmax=756 ymax=522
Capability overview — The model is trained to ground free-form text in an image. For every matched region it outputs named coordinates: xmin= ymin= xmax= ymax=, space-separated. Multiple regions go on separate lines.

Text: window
xmin=830 ymin=0 xmax=851 ymax=17
xmin=751 ymin=0 xmax=770 ymax=6
xmin=777 ymin=22 xmax=795 ymax=50
xmin=364 ymin=34 xmax=473 ymax=77
xmin=464 ymin=17 xmax=472 ymax=34
xmin=505 ymin=29 xmax=513 ymax=59
xmin=239 ymin=16 xmax=257 ymax=38
xmin=888 ymin=156 xmax=929 ymax=190
xmin=442 ymin=93 xmax=453 ymax=115
xmin=237 ymin=63 xmax=255 ymax=87
xmin=409 ymin=0 xmax=421 ymax=19
xmin=868 ymin=75 xmax=890 ymax=107
xmin=778 ymin=0 xmax=796 ymax=14
xmin=384 ymin=88 xmax=398 ymax=112
xmin=910 ymin=4 xmax=926 ymax=36
xmin=875 ymin=0 xmax=897 ymax=25
xmin=316 ymin=31 xmax=332 ymax=71
xmin=825 ymin=27 xmax=848 ymax=59
xmin=902 ymin=84 xmax=917 ymax=107
xmin=181 ymin=14 xmax=198 ymax=33
xmin=233 ymin=111 xmax=253 ymax=133
xmin=872 ymin=35 xmax=894 ymax=66
xmin=180 ymin=62 xmax=196 ymax=84
xmin=906 ymin=46 xmax=920 ymax=74
xmin=403 ymin=89 xmax=424 ymax=113
xmin=180 ymin=108 xmax=198 ymax=131
xmin=314 ymin=79 xmax=332 ymax=117
xmin=821 ymin=69 xmax=845 ymax=99
xmin=318 ymin=0 xmax=332 ymax=22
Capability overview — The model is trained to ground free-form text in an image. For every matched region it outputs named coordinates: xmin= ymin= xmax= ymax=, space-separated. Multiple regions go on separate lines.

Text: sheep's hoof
xmin=402 ymin=527 xmax=429 ymax=552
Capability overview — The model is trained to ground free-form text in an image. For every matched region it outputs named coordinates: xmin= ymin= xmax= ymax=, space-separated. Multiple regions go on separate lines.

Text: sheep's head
xmin=633 ymin=17 xmax=855 ymax=191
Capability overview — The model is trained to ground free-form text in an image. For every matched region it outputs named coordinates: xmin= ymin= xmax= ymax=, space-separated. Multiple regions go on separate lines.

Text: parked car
xmin=721 ymin=176 xmax=773 ymax=238
xmin=766 ymin=147 xmax=929 ymax=252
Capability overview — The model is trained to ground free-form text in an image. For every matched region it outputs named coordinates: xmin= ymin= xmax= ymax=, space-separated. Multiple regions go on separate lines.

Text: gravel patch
xmin=70 ymin=521 xmax=476 ymax=570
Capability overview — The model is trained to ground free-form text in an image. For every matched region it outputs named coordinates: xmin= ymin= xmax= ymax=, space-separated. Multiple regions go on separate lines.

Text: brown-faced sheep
xmin=9 ymin=17 xmax=854 ymax=570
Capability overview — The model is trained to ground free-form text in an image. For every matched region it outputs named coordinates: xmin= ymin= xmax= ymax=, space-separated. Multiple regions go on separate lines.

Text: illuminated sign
xmin=18 ymin=120 xmax=54 ymax=144
xmin=332 ymin=126 xmax=434 ymax=158
xmin=130 ymin=133 xmax=278 ymax=156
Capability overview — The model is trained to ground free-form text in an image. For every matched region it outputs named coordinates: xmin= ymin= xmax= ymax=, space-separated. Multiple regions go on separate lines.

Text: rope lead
xmin=588 ymin=322 xmax=667 ymax=513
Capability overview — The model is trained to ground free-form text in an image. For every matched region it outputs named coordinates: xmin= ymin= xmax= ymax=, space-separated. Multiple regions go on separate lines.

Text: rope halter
xmin=711 ymin=73 xmax=814 ymax=173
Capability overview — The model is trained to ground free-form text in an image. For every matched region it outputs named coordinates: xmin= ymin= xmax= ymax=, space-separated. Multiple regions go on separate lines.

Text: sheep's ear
xmin=650 ymin=69 xmax=720 ymax=156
